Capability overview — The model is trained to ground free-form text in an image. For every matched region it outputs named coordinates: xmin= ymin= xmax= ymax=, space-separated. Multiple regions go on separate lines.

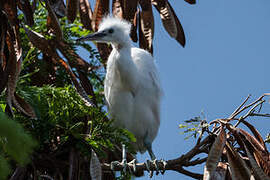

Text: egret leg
xmin=144 ymin=140 xmax=160 ymax=177
xmin=144 ymin=140 xmax=167 ymax=176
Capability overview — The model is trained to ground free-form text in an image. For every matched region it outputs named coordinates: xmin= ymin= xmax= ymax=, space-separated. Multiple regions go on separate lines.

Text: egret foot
xmin=128 ymin=159 xmax=137 ymax=173
xmin=145 ymin=159 xmax=167 ymax=177
xmin=110 ymin=144 xmax=129 ymax=173
xmin=145 ymin=159 xmax=153 ymax=178
xmin=159 ymin=159 xmax=167 ymax=175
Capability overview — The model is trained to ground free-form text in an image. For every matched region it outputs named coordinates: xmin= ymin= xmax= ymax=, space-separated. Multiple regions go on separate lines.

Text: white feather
xmin=101 ymin=17 xmax=162 ymax=153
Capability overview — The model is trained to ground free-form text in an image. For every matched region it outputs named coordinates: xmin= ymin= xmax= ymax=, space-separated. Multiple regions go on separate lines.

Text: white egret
xmin=77 ymin=16 xmax=163 ymax=175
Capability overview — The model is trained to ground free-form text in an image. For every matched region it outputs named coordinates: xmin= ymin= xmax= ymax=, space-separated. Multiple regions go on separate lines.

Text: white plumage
xmin=77 ymin=16 xmax=162 ymax=159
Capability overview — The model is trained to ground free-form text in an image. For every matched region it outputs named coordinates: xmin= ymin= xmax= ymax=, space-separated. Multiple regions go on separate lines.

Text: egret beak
xmin=76 ymin=31 xmax=106 ymax=42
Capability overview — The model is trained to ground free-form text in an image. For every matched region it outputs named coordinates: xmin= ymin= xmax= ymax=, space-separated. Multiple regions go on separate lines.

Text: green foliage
xmin=14 ymin=85 xmax=135 ymax=157
xmin=0 ymin=112 xmax=36 ymax=179
xmin=265 ymin=133 xmax=270 ymax=144
xmin=179 ymin=113 xmax=209 ymax=140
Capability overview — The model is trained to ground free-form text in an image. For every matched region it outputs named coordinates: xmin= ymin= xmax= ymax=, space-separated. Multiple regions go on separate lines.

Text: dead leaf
xmin=78 ymin=71 xmax=97 ymax=105
xmin=79 ymin=0 xmax=93 ymax=30
xmin=45 ymin=0 xmax=63 ymax=40
xmin=241 ymin=120 xmax=267 ymax=151
xmin=90 ymin=149 xmax=102 ymax=180
xmin=225 ymin=142 xmax=252 ymax=180
xmin=54 ymin=56 xmax=95 ymax=107
xmin=152 ymin=0 xmax=177 ymax=38
xmin=239 ymin=128 xmax=266 ymax=152
xmin=184 ymin=0 xmax=196 ymax=4
xmin=92 ymin=0 xmax=109 ymax=31
xmin=5 ymin=25 xmax=22 ymax=116
xmin=112 ymin=0 xmax=123 ymax=18
xmin=67 ymin=0 xmax=78 ymax=23
xmin=138 ymin=0 xmax=154 ymax=54
xmin=18 ymin=0 xmax=34 ymax=26
xmin=204 ymin=127 xmax=226 ymax=180
xmin=50 ymin=0 xmax=66 ymax=18
xmin=24 ymin=26 xmax=55 ymax=56
xmin=68 ymin=148 xmax=80 ymax=180
xmin=243 ymin=143 xmax=270 ymax=180
xmin=55 ymin=40 xmax=93 ymax=72
xmin=13 ymin=93 xmax=36 ymax=118
xmin=167 ymin=1 xmax=186 ymax=47
xmin=122 ymin=0 xmax=138 ymax=42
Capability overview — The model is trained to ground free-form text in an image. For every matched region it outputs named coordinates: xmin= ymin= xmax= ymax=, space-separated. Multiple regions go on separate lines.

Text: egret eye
xmin=108 ymin=28 xmax=114 ymax=34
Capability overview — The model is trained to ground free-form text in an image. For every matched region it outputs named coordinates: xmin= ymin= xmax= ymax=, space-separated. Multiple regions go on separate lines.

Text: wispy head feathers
xmin=98 ymin=16 xmax=131 ymax=35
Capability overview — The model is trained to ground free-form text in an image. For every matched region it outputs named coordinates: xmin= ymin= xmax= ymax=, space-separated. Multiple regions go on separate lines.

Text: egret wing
xmin=131 ymin=47 xmax=162 ymax=95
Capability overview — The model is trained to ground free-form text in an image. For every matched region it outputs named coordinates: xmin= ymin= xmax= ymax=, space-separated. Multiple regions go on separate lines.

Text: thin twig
xmin=183 ymin=157 xmax=207 ymax=166
xmin=250 ymin=113 xmax=270 ymax=117
xmin=230 ymin=94 xmax=267 ymax=119
xmin=229 ymin=94 xmax=251 ymax=119
xmin=234 ymin=100 xmax=265 ymax=127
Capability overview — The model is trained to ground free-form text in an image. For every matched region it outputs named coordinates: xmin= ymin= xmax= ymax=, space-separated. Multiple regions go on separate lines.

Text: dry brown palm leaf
xmin=243 ymin=143 xmax=270 ymax=180
xmin=112 ymin=0 xmax=123 ymax=18
xmin=78 ymin=71 xmax=97 ymax=105
xmin=68 ymin=148 xmax=80 ymax=180
xmin=138 ymin=0 xmax=154 ymax=54
xmin=55 ymin=40 xmax=93 ymax=72
xmin=13 ymin=93 xmax=36 ymax=118
xmin=122 ymin=0 xmax=138 ymax=20
xmin=79 ymin=0 xmax=93 ymax=31
xmin=152 ymin=0 xmax=177 ymax=38
xmin=54 ymin=56 xmax=95 ymax=107
xmin=18 ymin=0 xmax=34 ymax=26
xmin=0 ymin=14 xmax=8 ymax=93
xmin=96 ymin=43 xmax=112 ymax=65
xmin=122 ymin=0 xmax=138 ymax=42
xmin=239 ymin=128 xmax=270 ymax=177
xmin=5 ymin=36 xmax=18 ymax=116
xmin=130 ymin=10 xmax=138 ymax=42
xmin=253 ymin=147 xmax=270 ymax=177
xmin=184 ymin=0 xmax=196 ymax=5
xmin=5 ymin=24 xmax=22 ymax=116
xmin=3 ymin=0 xmax=18 ymax=25
xmin=92 ymin=0 xmax=109 ymax=31
xmin=152 ymin=0 xmax=185 ymax=46
xmin=208 ymin=162 xmax=228 ymax=180
xmin=92 ymin=0 xmax=110 ymax=62
xmin=24 ymin=26 xmax=55 ymax=56
xmin=45 ymin=0 xmax=63 ymax=40
xmin=66 ymin=0 xmax=78 ymax=23
xmin=225 ymin=142 xmax=252 ymax=180
xmin=241 ymin=120 xmax=267 ymax=151
xmin=203 ymin=126 xmax=226 ymax=180
xmin=50 ymin=0 xmax=66 ymax=18
xmin=167 ymin=1 xmax=185 ymax=47
xmin=239 ymin=128 xmax=266 ymax=152
xmin=90 ymin=149 xmax=102 ymax=180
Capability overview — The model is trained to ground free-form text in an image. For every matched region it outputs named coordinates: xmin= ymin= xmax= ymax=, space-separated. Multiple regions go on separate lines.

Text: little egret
xmin=77 ymin=16 xmax=163 ymax=175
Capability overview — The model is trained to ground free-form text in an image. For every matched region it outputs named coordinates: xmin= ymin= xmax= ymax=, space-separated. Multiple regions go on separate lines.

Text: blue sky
xmin=134 ymin=0 xmax=270 ymax=179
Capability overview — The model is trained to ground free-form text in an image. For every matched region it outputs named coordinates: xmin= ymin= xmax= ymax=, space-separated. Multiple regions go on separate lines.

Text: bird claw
xmin=144 ymin=159 xmax=167 ymax=177
xmin=110 ymin=160 xmax=120 ymax=172
xmin=160 ymin=159 xmax=167 ymax=175
xmin=145 ymin=159 xmax=154 ymax=178
xmin=128 ymin=159 xmax=137 ymax=173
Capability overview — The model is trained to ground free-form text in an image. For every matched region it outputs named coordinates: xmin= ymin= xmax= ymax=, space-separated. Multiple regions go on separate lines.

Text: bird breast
xmin=104 ymin=47 xmax=161 ymax=152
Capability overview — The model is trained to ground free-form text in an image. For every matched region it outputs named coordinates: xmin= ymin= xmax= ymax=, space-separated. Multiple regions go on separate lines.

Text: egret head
xmin=77 ymin=16 xmax=131 ymax=46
